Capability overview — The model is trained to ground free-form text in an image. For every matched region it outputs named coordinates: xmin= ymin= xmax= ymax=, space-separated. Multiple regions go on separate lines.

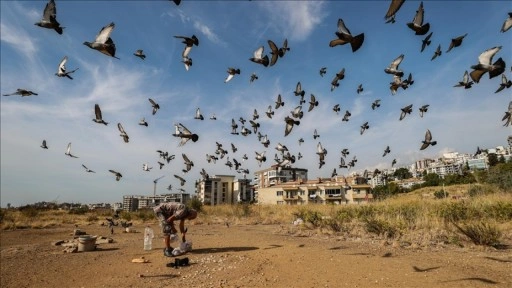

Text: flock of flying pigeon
xmin=2 ymin=0 xmax=511 ymax=193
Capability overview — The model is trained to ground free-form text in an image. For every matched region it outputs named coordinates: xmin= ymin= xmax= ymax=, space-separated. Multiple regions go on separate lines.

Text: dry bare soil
xmin=1 ymin=222 xmax=511 ymax=288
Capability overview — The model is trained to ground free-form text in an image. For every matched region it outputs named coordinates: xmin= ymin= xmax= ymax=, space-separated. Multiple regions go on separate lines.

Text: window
xmin=276 ymin=191 xmax=283 ymax=196
xmin=277 ymin=201 xmax=284 ymax=205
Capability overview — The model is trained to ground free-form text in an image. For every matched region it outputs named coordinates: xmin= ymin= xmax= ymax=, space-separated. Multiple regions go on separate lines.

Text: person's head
xmin=187 ymin=209 xmax=197 ymax=220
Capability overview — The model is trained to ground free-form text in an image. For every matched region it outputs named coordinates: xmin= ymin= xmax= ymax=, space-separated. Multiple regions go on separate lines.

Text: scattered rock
xmin=53 ymin=240 xmax=65 ymax=246
xmin=63 ymin=246 xmax=78 ymax=253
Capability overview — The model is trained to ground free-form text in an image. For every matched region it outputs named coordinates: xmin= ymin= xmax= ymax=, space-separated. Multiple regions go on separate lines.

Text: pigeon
xmin=403 ymin=73 xmax=414 ymax=87
xmin=250 ymin=73 xmax=258 ymax=83
xmin=171 ymin=0 xmax=181 ymax=6
xmin=275 ymin=143 xmax=288 ymax=154
xmin=454 ymin=71 xmax=474 ymax=89
xmin=407 ymin=1 xmax=430 ymax=35
xmin=291 ymin=105 xmax=303 ymax=119
xmin=266 ymin=105 xmax=274 ymax=119
xmin=333 ymin=104 xmax=341 ymax=114
xmin=261 ymin=134 xmax=270 ymax=148
xmin=431 ymin=44 xmax=442 ymax=61
xmin=252 ymin=109 xmax=259 ymax=120
xmin=266 ymin=39 xmax=280 ymax=66
xmin=231 ymin=143 xmax=238 ymax=153
xmin=182 ymin=57 xmax=192 ymax=71
xmin=210 ymin=113 xmax=217 ymax=120
xmin=239 ymin=117 xmax=246 ymax=126
xmin=360 ymin=122 xmax=370 ymax=135
xmin=419 ymin=104 xmax=430 ymax=118
xmin=83 ymin=22 xmax=119 ymax=59
xmin=313 ymin=129 xmax=320 ymax=139
xmin=371 ymin=99 xmax=381 ymax=110
xmin=240 ymin=126 xmax=251 ymax=136
xmin=117 ymin=123 xmax=129 ymax=143
xmin=109 ymin=170 xmax=123 ymax=181
xmin=174 ymin=35 xmax=199 ymax=58
xmin=294 ymin=82 xmax=305 ymax=97
xmin=35 ymin=0 xmax=63 ymax=34
xmin=339 ymin=157 xmax=347 ymax=169
xmin=158 ymin=162 xmax=165 ymax=169
xmin=65 ymin=142 xmax=78 ymax=158
xmin=142 ymin=163 xmax=152 ymax=171
xmin=133 ymin=49 xmax=146 ymax=60
xmin=92 ymin=104 xmax=108 ymax=125
xmin=249 ymin=120 xmax=260 ymax=134
xmin=139 ymin=117 xmax=148 ymax=127
xmin=385 ymin=15 xmax=396 ymax=24
xmin=420 ymin=129 xmax=437 ymax=150
xmin=82 ymin=164 xmax=95 ymax=173
xmin=384 ymin=54 xmax=404 ymax=76
xmin=55 ymin=56 xmax=79 ymax=79
xmin=308 ymin=94 xmax=319 ymax=112
xmin=275 ymin=94 xmax=285 ymax=109
xmin=421 ymin=32 xmax=433 ymax=52
xmin=392 ymin=159 xmax=397 ymax=167
xmin=249 ymin=46 xmax=269 ymax=67
xmin=316 ymin=142 xmax=327 ymax=169
xmin=297 ymin=152 xmax=303 ymax=160
xmin=284 ymin=116 xmax=300 ymax=136
xmin=446 ymin=33 xmax=468 ymax=53
xmin=148 ymin=98 xmax=160 ymax=115
xmin=495 ymin=74 xmax=512 ymax=93
xmin=229 ymin=118 xmax=239 ymax=135
xmin=225 ymin=68 xmax=241 ymax=83
xmin=329 ymin=18 xmax=365 ymax=52
xmin=342 ymin=110 xmax=351 ymax=122
xmin=255 ymin=151 xmax=267 ymax=167
xmin=390 ymin=75 xmax=408 ymax=95
xmin=278 ymin=38 xmax=290 ymax=57
xmin=3 ymin=89 xmax=38 ymax=97
xmin=172 ymin=123 xmax=199 ymax=146
xmin=319 ymin=67 xmax=327 ymax=77
xmin=41 ymin=140 xmax=49 ymax=149
xmin=194 ymin=108 xmax=204 ymax=120
xmin=174 ymin=174 xmax=186 ymax=186
xmin=298 ymin=138 xmax=304 ymax=145
xmin=331 ymin=68 xmax=345 ymax=91
xmin=384 ymin=0 xmax=405 ymax=22
xmin=399 ymin=104 xmax=413 ymax=121
xmin=356 ymin=84 xmax=364 ymax=94
xmin=200 ymin=168 xmax=209 ymax=180
xmin=242 ymin=154 xmax=248 ymax=161
xmin=502 ymin=101 xmax=512 ymax=127
xmin=382 ymin=146 xmax=391 ymax=157
xmin=341 ymin=148 xmax=349 ymax=158
xmin=469 ymin=46 xmax=505 ymax=83
xmin=182 ymin=153 xmax=194 ymax=172
xmin=501 ymin=12 xmax=512 ymax=33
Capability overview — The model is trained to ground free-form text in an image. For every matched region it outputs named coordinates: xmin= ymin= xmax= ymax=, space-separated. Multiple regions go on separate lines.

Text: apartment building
xmin=195 ymin=175 xmax=253 ymax=205
xmin=122 ymin=193 xmax=191 ymax=212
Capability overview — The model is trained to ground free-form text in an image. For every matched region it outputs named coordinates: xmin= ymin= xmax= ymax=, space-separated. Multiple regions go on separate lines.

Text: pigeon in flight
xmin=230 ymin=118 xmax=239 ymax=135
xmin=316 ymin=142 xmax=327 ymax=169
xmin=250 ymin=73 xmax=258 ymax=83
xmin=342 ymin=110 xmax=351 ymax=122
xmin=172 ymin=123 xmax=199 ymax=146
xmin=431 ymin=44 xmax=442 ymax=61
xmin=454 ymin=71 xmax=474 ymax=89
xmin=260 ymin=134 xmax=270 ymax=148
xmin=419 ymin=104 xmax=430 ymax=117
xmin=360 ymin=122 xmax=370 ymax=135
xmin=92 ymin=104 xmax=108 ymax=125
xmin=290 ymin=105 xmax=303 ymax=119
xmin=148 ymin=98 xmax=160 ymax=115
xmin=65 ymin=142 xmax=79 ymax=158
xmin=55 ymin=56 xmax=79 ymax=79
xmin=407 ymin=1 xmax=430 ymax=35
xmin=225 ymin=68 xmax=241 ymax=83
xmin=255 ymin=151 xmax=267 ymax=167
xmin=371 ymin=99 xmax=381 ymax=110
xmin=249 ymin=46 xmax=269 ymax=67
xmin=329 ymin=18 xmax=365 ymax=52
xmin=469 ymin=46 xmax=505 ymax=83
xmin=356 ymin=84 xmax=364 ymax=94
xmin=501 ymin=12 xmax=512 ymax=33
xmin=494 ymin=74 xmax=512 ymax=93
xmin=83 ymin=22 xmax=119 ymax=59
xmin=41 ymin=140 xmax=48 ymax=149
xmin=284 ymin=116 xmax=300 ymax=137
xmin=331 ymin=68 xmax=345 ymax=91
xmin=399 ymin=104 xmax=413 ymax=121
xmin=313 ymin=129 xmax=320 ymax=139
xmin=308 ymin=94 xmax=319 ymax=112
xmin=35 ymin=0 xmax=64 ymax=34
xmin=392 ymin=159 xmax=397 ymax=167
xmin=382 ymin=146 xmax=391 ymax=157
xmin=446 ymin=33 xmax=468 ymax=53
xmin=384 ymin=54 xmax=404 ymax=76
xmin=275 ymin=94 xmax=285 ymax=109
xmin=319 ymin=67 xmax=327 ymax=77
xmin=133 ymin=49 xmax=146 ymax=60
xmin=182 ymin=153 xmax=194 ymax=172
xmin=252 ymin=109 xmax=259 ymax=120
xmin=139 ymin=117 xmax=148 ymax=127
xmin=502 ymin=101 xmax=512 ymax=127
xmin=109 ymin=170 xmax=123 ymax=181
xmin=421 ymin=32 xmax=433 ymax=52
xmin=182 ymin=57 xmax=193 ymax=71
xmin=117 ymin=123 xmax=129 ymax=143
xmin=341 ymin=148 xmax=350 ymax=158
xmin=266 ymin=105 xmax=274 ymax=119
xmin=174 ymin=174 xmax=186 ymax=186
xmin=82 ymin=164 xmax=95 ymax=173
xmin=142 ymin=163 xmax=152 ymax=171
xmin=3 ymin=89 xmax=38 ymax=97
xmin=278 ymin=38 xmax=290 ymax=57
xmin=174 ymin=35 xmax=199 ymax=58
xmin=210 ymin=113 xmax=217 ymax=120
xmin=267 ymin=40 xmax=279 ymax=66
xmin=194 ymin=108 xmax=204 ymax=120
xmin=333 ymin=104 xmax=341 ymax=114
xmin=420 ymin=129 xmax=437 ymax=150
xmin=384 ymin=0 xmax=405 ymax=22
xmin=294 ymin=81 xmax=305 ymax=97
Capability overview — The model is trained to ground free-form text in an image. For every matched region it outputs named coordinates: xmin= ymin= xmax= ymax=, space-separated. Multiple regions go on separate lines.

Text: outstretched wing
xmin=95 ymin=22 xmax=115 ymax=44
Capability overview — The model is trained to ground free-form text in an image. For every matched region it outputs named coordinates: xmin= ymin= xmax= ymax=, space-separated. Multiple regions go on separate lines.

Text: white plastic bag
xmin=172 ymin=240 xmax=192 ymax=256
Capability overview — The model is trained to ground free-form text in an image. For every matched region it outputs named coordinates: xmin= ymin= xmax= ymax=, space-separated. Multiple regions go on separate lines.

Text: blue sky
xmin=1 ymin=1 xmax=511 ymax=207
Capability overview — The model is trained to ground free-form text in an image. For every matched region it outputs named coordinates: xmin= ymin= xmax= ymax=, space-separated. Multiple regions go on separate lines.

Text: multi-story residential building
xmin=426 ymin=162 xmax=463 ymax=178
xmin=257 ymin=175 xmax=373 ymax=205
xmin=195 ymin=175 xmax=252 ymax=205
xmin=467 ymin=158 xmax=487 ymax=170
xmin=234 ymin=178 xmax=253 ymax=203
xmin=254 ymin=166 xmax=308 ymax=188
xmin=122 ymin=193 xmax=191 ymax=212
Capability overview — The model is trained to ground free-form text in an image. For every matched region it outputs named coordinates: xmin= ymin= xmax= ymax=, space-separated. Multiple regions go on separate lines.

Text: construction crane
xmin=152 ymin=175 xmax=165 ymax=203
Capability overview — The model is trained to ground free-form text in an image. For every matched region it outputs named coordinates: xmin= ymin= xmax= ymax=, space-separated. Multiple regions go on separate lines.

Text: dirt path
xmin=1 ymin=223 xmax=511 ymax=288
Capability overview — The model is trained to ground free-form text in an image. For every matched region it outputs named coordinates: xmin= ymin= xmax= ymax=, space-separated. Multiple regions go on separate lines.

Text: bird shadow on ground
xmin=263 ymin=244 xmax=283 ymax=250
xmin=484 ymin=256 xmax=512 ymax=263
xmin=442 ymin=277 xmax=499 ymax=284
xmin=93 ymin=247 xmax=120 ymax=252
xmin=328 ymin=246 xmax=347 ymax=250
xmin=412 ymin=265 xmax=441 ymax=272
xmin=139 ymin=273 xmax=178 ymax=279
xmin=191 ymin=246 xmax=259 ymax=254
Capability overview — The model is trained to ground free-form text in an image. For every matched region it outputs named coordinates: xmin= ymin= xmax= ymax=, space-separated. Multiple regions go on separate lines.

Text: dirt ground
xmin=1 ymin=222 xmax=511 ymax=288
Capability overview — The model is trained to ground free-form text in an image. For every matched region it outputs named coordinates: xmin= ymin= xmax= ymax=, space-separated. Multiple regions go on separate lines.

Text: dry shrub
xmin=452 ymin=221 xmax=502 ymax=247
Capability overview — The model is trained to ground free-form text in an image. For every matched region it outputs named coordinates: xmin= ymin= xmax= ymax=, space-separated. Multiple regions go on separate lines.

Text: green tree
xmin=423 ymin=173 xmax=441 ymax=186
xmin=487 ymin=153 xmax=499 ymax=167
xmin=486 ymin=162 xmax=512 ymax=190
xmin=393 ymin=168 xmax=412 ymax=180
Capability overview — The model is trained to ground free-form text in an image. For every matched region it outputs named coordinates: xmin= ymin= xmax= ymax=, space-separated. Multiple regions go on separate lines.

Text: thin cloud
xmin=193 ymin=20 xmax=224 ymax=46
xmin=0 ymin=22 xmax=38 ymax=60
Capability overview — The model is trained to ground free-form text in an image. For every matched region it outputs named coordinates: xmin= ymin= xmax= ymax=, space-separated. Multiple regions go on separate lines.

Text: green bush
xmin=119 ymin=211 xmax=132 ymax=221
xmin=20 ymin=207 xmax=40 ymax=218
xmin=434 ymin=190 xmax=448 ymax=199
xmin=364 ymin=218 xmax=399 ymax=238
xmin=452 ymin=221 xmax=502 ymax=247
xmin=188 ymin=197 xmax=203 ymax=212
xmin=293 ymin=208 xmax=323 ymax=227
xmin=136 ymin=209 xmax=155 ymax=221
xmin=68 ymin=206 xmax=89 ymax=215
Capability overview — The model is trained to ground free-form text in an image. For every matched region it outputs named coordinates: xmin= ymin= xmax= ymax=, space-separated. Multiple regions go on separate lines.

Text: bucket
xmin=78 ymin=235 xmax=97 ymax=252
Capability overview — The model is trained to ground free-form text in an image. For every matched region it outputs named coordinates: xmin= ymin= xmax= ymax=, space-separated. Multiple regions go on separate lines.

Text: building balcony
xmin=325 ymin=194 xmax=344 ymax=200
xmin=352 ymin=194 xmax=373 ymax=199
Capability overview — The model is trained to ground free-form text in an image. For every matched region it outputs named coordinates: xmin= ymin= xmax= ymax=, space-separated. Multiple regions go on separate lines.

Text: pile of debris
xmin=52 ymin=229 xmax=114 ymax=253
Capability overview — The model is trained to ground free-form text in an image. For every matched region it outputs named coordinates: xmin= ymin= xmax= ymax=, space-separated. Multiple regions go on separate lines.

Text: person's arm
xmin=166 ymin=215 xmax=178 ymax=234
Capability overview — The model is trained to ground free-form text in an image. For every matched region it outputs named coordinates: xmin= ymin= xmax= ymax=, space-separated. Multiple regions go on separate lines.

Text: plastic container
xmin=78 ymin=235 xmax=97 ymax=252
xmin=144 ymin=226 xmax=154 ymax=251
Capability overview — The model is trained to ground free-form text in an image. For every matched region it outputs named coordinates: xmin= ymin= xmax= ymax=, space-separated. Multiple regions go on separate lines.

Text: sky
xmin=1 ymin=0 xmax=511 ymax=207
